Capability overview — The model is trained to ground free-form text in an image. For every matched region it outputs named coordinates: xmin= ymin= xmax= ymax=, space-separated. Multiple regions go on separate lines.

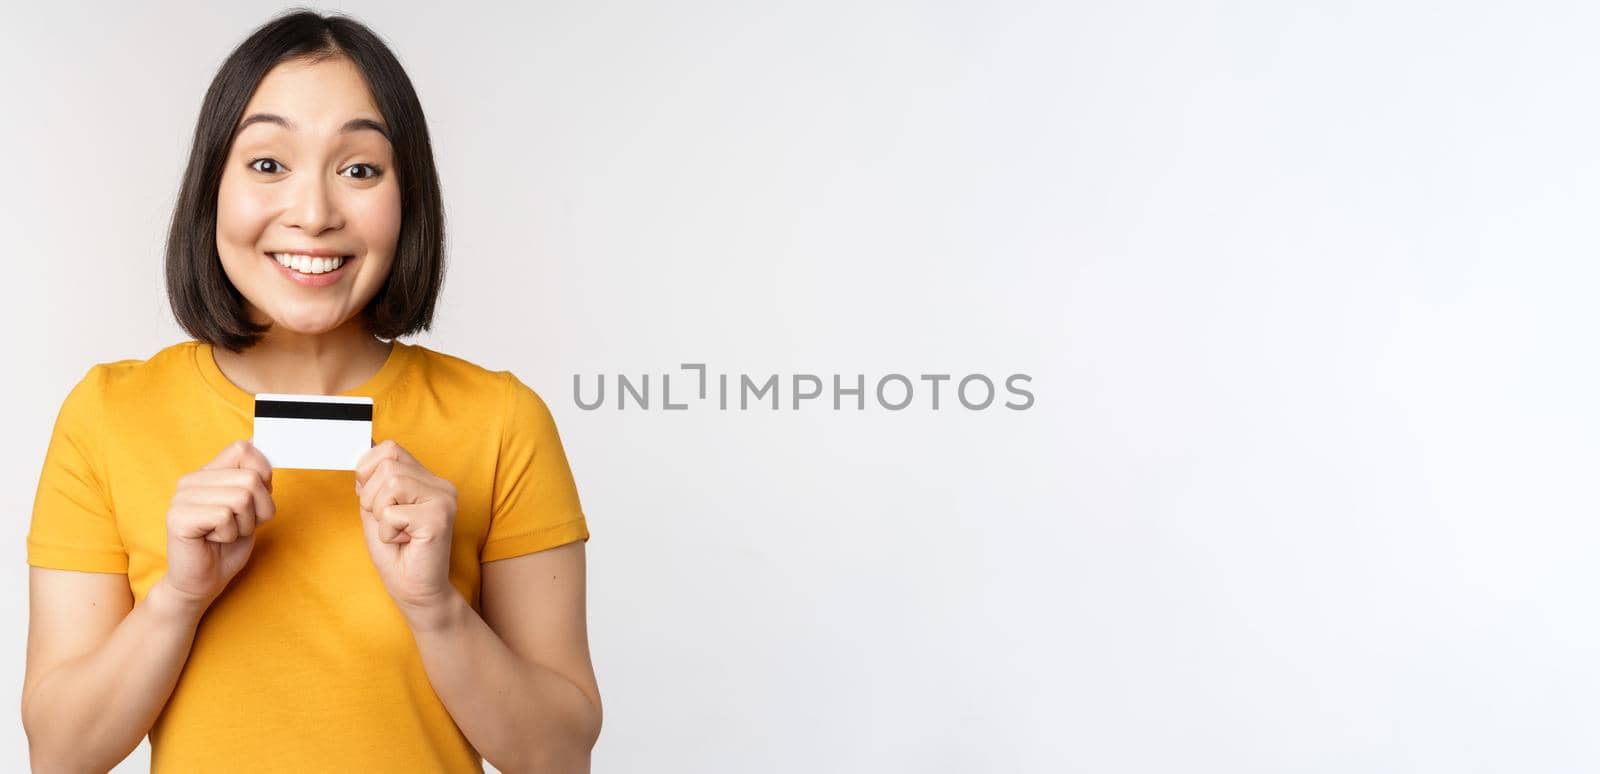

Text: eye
xmin=248 ymin=158 xmax=284 ymax=175
xmin=342 ymin=163 xmax=384 ymax=180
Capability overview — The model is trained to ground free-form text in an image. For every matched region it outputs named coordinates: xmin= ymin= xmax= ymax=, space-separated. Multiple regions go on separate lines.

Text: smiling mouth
xmin=266 ymin=252 xmax=354 ymax=275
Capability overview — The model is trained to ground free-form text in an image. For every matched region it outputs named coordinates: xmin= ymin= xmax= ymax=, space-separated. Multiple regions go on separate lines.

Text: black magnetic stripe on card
xmin=254 ymin=400 xmax=374 ymax=421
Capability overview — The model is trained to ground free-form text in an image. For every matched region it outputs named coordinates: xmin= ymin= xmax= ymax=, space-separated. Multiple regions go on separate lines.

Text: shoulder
xmin=64 ymin=341 xmax=202 ymax=409
xmin=404 ymin=344 xmax=554 ymax=419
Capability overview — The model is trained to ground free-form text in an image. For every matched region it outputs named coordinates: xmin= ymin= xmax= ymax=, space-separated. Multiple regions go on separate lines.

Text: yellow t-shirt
xmin=26 ymin=339 xmax=590 ymax=772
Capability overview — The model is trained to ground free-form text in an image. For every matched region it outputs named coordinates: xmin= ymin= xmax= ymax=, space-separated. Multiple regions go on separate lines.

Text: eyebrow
xmin=235 ymin=112 xmax=390 ymax=141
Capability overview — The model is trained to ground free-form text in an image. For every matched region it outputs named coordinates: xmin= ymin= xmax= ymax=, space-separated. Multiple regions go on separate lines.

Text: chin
xmin=269 ymin=312 xmax=351 ymax=336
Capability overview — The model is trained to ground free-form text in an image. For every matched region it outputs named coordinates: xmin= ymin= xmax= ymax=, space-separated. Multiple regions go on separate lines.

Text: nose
xmin=282 ymin=171 xmax=343 ymax=234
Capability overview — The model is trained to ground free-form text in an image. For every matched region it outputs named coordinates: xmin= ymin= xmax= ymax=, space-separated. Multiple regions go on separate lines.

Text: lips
xmin=266 ymin=252 xmax=355 ymax=286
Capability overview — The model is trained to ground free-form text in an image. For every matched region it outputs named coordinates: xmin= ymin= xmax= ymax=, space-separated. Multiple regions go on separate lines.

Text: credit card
xmin=251 ymin=393 xmax=374 ymax=471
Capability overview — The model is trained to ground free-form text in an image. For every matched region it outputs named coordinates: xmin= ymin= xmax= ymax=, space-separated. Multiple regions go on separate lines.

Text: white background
xmin=4 ymin=1 xmax=1596 ymax=771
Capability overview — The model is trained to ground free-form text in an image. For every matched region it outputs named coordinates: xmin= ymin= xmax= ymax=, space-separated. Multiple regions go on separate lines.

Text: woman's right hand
xmin=161 ymin=439 xmax=275 ymax=608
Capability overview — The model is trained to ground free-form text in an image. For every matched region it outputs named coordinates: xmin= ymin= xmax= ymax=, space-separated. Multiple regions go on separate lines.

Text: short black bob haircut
xmin=166 ymin=9 xmax=445 ymax=352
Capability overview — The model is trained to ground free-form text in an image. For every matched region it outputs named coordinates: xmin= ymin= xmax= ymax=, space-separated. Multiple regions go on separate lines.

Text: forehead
xmin=239 ymin=56 xmax=383 ymax=131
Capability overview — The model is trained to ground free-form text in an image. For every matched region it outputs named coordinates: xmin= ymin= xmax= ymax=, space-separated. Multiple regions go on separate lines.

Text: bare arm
xmin=402 ymin=541 xmax=602 ymax=773
xmin=21 ymin=569 xmax=210 ymax=772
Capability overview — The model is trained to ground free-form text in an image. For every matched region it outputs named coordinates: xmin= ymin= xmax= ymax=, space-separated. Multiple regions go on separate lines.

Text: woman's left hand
xmin=354 ymin=440 xmax=459 ymax=618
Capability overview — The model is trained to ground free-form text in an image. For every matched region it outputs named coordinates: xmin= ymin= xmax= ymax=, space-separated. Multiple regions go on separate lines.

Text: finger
xmin=211 ymin=488 xmax=260 ymax=539
xmin=204 ymin=506 xmax=239 ymax=543
xmin=236 ymin=441 xmax=274 ymax=493
xmin=355 ymin=440 xmax=417 ymax=488
xmin=359 ymin=456 xmax=436 ymax=504
xmin=377 ymin=504 xmax=413 ymax=544
xmin=230 ymin=504 xmax=254 ymax=539
xmin=360 ymin=467 xmax=430 ymax=513
xmin=388 ymin=502 xmax=444 ymax=542
xmin=179 ymin=469 xmax=274 ymax=522
xmin=204 ymin=439 xmax=253 ymax=470
xmin=354 ymin=441 xmax=396 ymax=485
xmin=174 ymin=505 xmax=229 ymax=540
xmin=177 ymin=486 xmax=257 ymax=522
xmin=357 ymin=458 xmax=400 ymax=509
xmin=234 ymin=463 xmax=275 ymax=521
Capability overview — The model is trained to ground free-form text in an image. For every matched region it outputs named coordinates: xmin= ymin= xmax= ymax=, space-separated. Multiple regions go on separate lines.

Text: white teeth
xmin=272 ymin=253 xmax=346 ymax=275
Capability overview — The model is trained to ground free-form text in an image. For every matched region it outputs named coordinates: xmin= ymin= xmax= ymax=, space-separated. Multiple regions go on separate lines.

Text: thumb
xmin=205 ymin=439 xmax=254 ymax=470
xmin=358 ymin=505 xmax=386 ymax=551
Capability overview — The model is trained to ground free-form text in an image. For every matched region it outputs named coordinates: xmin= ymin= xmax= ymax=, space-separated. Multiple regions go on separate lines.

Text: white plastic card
xmin=251 ymin=393 xmax=374 ymax=471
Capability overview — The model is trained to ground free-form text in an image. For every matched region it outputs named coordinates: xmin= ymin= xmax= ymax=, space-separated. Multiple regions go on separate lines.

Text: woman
xmin=21 ymin=10 xmax=601 ymax=772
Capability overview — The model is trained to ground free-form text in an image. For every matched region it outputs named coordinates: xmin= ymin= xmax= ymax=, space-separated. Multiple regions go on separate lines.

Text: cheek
xmin=216 ymin=177 xmax=276 ymax=252
xmin=351 ymin=186 xmax=402 ymax=253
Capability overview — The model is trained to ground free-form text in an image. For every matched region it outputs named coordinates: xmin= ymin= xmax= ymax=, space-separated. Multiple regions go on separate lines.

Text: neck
xmin=213 ymin=318 xmax=394 ymax=396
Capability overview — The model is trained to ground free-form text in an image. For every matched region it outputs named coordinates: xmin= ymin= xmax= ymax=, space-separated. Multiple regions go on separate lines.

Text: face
xmin=216 ymin=55 xmax=401 ymax=336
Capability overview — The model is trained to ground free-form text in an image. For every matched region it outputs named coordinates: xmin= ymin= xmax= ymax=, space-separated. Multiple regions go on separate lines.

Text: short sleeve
xmin=27 ymin=366 xmax=128 ymax=573
xmin=481 ymin=372 xmax=589 ymax=562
